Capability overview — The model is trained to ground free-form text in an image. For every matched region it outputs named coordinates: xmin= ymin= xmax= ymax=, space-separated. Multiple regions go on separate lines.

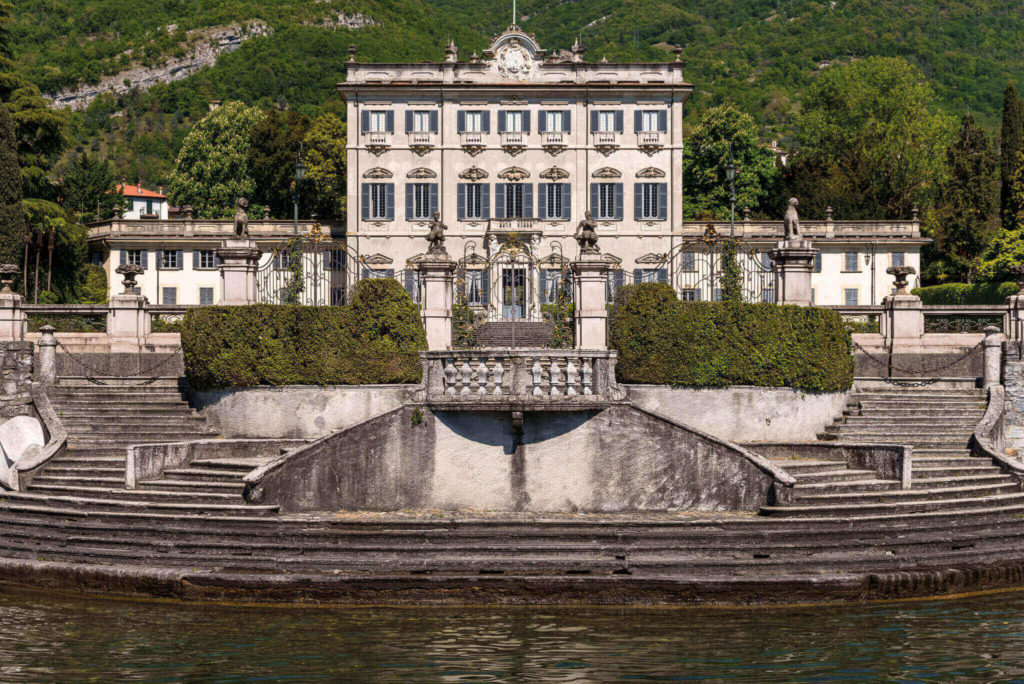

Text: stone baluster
xmin=581 ymin=358 xmax=593 ymax=395
xmin=492 ymin=358 xmax=505 ymax=395
xmin=565 ymin=358 xmax=579 ymax=396
xmin=549 ymin=358 xmax=562 ymax=396
xmin=477 ymin=357 xmax=489 ymax=395
xmin=459 ymin=358 xmax=473 ymax=395
xmin=443 ymin=357 xmax=458 ymax=395
xmin=531 ymin=357 xmax=543 ymax=396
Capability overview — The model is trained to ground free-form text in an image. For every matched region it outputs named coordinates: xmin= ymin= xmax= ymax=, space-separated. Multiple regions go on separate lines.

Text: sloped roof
xmin=116 ymin=184 xmax=166 ymax=200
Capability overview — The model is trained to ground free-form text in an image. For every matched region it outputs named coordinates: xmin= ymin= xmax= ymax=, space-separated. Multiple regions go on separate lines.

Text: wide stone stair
xmin=476 ymin=321 xmax=554 ymax=348
xmin=10 ymin=378 xmax=279 ymax=517
xmin=761 ymin=384 xmax=1024 ymax=519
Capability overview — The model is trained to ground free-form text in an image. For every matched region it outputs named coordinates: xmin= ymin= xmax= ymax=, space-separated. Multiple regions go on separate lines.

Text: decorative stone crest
xmin=459 ymin=166 xmax=488 ymax=181
xmin=407 ymin=167 xmax=438 ymax=179
xmin=461 ymin=143 xmax=486 ymax=157
xmin=540 ymin=166 xmax=569 ymax=180
xmin=592 ymin=167 xmax=622 ymax=179
xmin=115 ymin=264 xmax=144 ymax=294
xmin=497 ymin=39 xmax=533 ymax=80
xmin=575 ymin=211 xmax=599 ymax=255
xmin=636 ymin=167 xmax=665 ymax=178
xmin=498 ymin=166 xmax=530 ymax=181
xmin=594 ymin=143 xmax=619 ymax=156
xmin=233 ymin=197 xmax=250 ymax=237
xmin=410 ymin=142 xmax=435 ymax=157
xmin=0 ymin=264 xmax=18 ymax=294
xmin=363 ymin=167 xmax=393 ymax=179
xmin=886 ymin=265 xmax=916 ymax=295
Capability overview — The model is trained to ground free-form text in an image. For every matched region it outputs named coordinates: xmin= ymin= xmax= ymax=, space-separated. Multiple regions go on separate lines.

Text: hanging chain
xmin=851 ymin=338 xmax=984 ymax=377
xmin=53 ymin=337 xmax=184 ymax=387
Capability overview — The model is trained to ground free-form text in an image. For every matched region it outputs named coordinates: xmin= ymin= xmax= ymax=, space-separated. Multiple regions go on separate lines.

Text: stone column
xmin=107 ymin=264 xmax=150 ymax=352
xmin=217 ymin=238 xmax=262 ymax=305
xmin=1005 ymin=268 xmax=1024 ymax=343
xmin=983 ymin=325 xmax=1004 ymax=387
xmin=418 ymin=255 xmax=456 ymax=351
xmin=0 ymin=265 xmax=26 ymax=342
xmin=880 ymin=266 xmax=923 ymax=342
xmin=35 ymin=324 xmax=56 ymax=385
xmin=768 ymin=238 xmax=817 ymax=306
xmin=571 ymin=253 xmax=610 ymax=350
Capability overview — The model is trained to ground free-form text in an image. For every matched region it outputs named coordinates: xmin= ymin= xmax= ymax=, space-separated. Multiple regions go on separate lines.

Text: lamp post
xmin=293 ymin=143 xmax=306 ymax=235
xmin=725 ymin=144 xmax=737 ymax=238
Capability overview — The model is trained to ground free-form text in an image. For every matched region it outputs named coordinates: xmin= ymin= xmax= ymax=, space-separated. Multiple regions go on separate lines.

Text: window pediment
xmin=592 ymin=167 xmax=621 ymax=179
xmin=636 ymin=252 xmax=667 ymax=264
xmin=540 ymin=166 xmax=569 ymax=180
xmin=362 ymin=167 xmax=393 ymax=179
xmin=362 ymin=253 xmax=394 ymax=266
xmin=407 ymin=167 xmax=437 ymax=179
xmin=459 ymin=166 xmax=488 ymax=181
xmin=636 ymin=167 xmax=666 ymax=178
xmin=498 ymin=166 xmax=530 ymax=181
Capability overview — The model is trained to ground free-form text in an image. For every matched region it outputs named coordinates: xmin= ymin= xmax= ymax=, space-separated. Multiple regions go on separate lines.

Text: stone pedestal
xmin=572 ymin=254 xmax=610 ymax=350
xmin=418 ymin=255 xmax=457 ymax=351
xmin=880 ymin=293 xmax=924 ymax=341
xmin=983 ymin=325 xmax=1004 ymax=387
xmin=107 ymin=293 xmax=150 ymax=352
xmin=768 ymin=238 xmax=817 ymax=306
xmin=1006 ymin=293 xmax=1024 ymax=343
xmin=0 ymin=291 xmax=26 ymax=342
xmin=35 ymin=325 xmax=56 ymax=385
xmin=217 ymin=238 xmax=261 ymax=305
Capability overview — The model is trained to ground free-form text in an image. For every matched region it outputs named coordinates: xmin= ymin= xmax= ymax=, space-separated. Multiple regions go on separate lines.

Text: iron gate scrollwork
xmin=255 ymin=227 xmax=358 ymax=306
xmin=662 ymin=225 xmax=776 ymax=303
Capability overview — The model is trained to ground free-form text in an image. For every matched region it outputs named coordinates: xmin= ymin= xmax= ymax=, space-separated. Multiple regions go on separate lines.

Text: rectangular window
xmin=680 ymin=289 xmax=700 ymax=301
xmin=811 ymin=288 xmax=816 ymax=304
xmin=505 ymin=184 xmax=525 ymax=218
xmin=326 ymin=250 xmax=347 ymax=271
xmin=412 ymin=183 xmax=432 ymax=220
xmin=411 ymin=111 xmax=432 ymax=132
xmin=405 ymin=271 xmax=421 ymax=304
xmin=466 ymin=184 xmax=483 ymax=220
xmin=544 ymin=111 xmax=564 ymax=132
xmin=161 ymin=250 xmax=179 ymax=270
xmin=760 ymin=252 xmax=774 ymax=270
xmin=640 ymin=111 xmax=660 ymax=132
xmin=844 ymin=251 xmax=859 ymax=272
xmin=465 ymin=270 xmax=484 ymax=306
xmin=505 ymin=111 xmax=524 ymax=132
xmin=814 ymin=252 xmax=822 ymax=273
xmin=198 ymin=250 xmax=216 ymax=270
xmin=90 ymin=252 xmax=103 ymax=266
xmin=145 ymin=200 xmax=154 ymax=215
xmin=637 ymin=269 xmax=661 ymax=283
xmin=368 ymin=183 xmax=388 ymax=220
xmin=127 ymin=250 xmax=143 ymax=267
xmin=639 ymin=183 xmax=660 ymax=220
xmin=844 ymin=288 xmax=859 ymax=306
xmin=465 ymin=111 xmax=483 ymax=132
xmin=368 ymin=111 xmax=389 ymax=132
xmin=680 ymin=252 xmax=696 ymax=271
xmin=597 ymin=111 xmax=617 ymax=132
xmin=161 ymin=287 xmax=176 ymax=305
xmin=199 ymin=287 xmax=214 ymax=306
xmin=892 ymin=251 xmax=905 ymax=267
xmin=545 ymin=184 xmax=563 ymax=220
xmin=543 ymin=269 xmax=565 ymax=304
xmin=596 ymin=183 xmax=618 ymax=220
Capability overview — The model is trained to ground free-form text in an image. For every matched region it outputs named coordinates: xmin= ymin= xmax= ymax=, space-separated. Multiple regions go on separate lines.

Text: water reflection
xmin=1 ymin=587 xmax=1024 ymax=680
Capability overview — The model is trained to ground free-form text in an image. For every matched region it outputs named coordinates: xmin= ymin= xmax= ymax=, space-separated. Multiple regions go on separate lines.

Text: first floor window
xmin=367 ymin=183 xmax=389 ymax=220
xmin=542 ymin=269 xmax=567 ymax=304
xmin=126 ymin=249 xmax=143 ymax=267
xmin=404 ymin=270 xmax=421 ymax=303
xmin=161 ymin=287 xmax=176 ymax=305
xmin=760 ymin=252 xmax=774 ymax=270
xmin=892 ymin=251 xmax=905 ymax=267
xmin=331 ymin=287 xmax=346 ymax=306
xmin=680 ymin=289 xmax=700 ymax=301
xmin=326 ymin=250 xmax=346 ymax=271
xmin=640 ymin=110 xmax=663 ymax=132
xmin=199 ymin=287 xmax=214 ymax=306
xmin=161 ymin=250 xmax=180 ymax=270
xmin=762 ymin=288 xmax=775 ymax=303
xmin=637 ymin=183 xmax=665 ymax=220
xmin=679 ymin=252 xmax=696 ymax=272
xmin=368 ymin=110 xmax=389 ymax=132
xmin=544 ymin=110 xmax=565 ymax=132
xmin=597 ymin=111 xmax=617 ymax=132
xmin=502 ymin=110 xmax=525 ymax=133
xmin=844 ymin=288 xmax=859 ymax=306
xmin=635 ymin=268 xmax=666 ymax=284
xmin=464 ymin=111 xmax=483 ymax=132
xmin=844 ymin=251 xmax=859 ymax=272
xmin=198 ymin=250 xmax=216 ymax=270
xmin=814 ymin=252 xmax=822 ymax=273
xmin=145 ymin=200 xmax=154 ymax=215
xmin=546 ymin=184 xmax=562 ymax=220
xmin=506 ymin=184 xmax=525 ymax=218
xmin=363 ymin=268 xmax=394 ymax=280
xmin=713 ymin=287 xmax=723 ymax=302
xmin=466 ymin=184 xmax=483 ymax=219
xmin=90 ymin=252 xmax=103 ymax=266
xmin=606 ymin=270 xmax=625 ymax=303
xmin=411 ymin=110 xmax=432 ymax=132
xmin=411 ymin=183 xmax=432 ymax=220
xmin=465 ymin=270 xmax=486 ymax=306
xmin=593 ymin=183 xmax=622 ymax=220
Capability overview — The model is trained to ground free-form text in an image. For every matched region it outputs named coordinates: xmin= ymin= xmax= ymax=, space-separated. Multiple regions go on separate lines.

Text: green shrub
xmin=911 ymin=281 xmax=1018 ymax=305
xmin=182 ymin=278 xmax=427 ymax=389
xmin=610 ymin=283 xmax=853 ymax=392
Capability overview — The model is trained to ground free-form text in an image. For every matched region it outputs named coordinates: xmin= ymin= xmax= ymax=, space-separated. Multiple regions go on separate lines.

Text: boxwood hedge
xmin=182 ymin=278 xmax=426 ymax=389
xmin=910 ymin=281 xmax=1018 ymax=305
xmin=609 ymin=283 xmax=853 ymax=392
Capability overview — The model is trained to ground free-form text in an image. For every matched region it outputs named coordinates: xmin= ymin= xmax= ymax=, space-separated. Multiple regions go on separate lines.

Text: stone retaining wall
xmin=0 ymin=342 xmax=34 ymax=419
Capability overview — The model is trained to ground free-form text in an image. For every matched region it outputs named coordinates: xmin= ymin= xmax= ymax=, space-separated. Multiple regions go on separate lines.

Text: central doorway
xmin=501 ymin=267 xmax=527 ymax=320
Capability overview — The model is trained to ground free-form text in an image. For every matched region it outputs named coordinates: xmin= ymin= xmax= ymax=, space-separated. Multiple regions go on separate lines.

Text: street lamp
xmin=293 ymin=143 xmax=306 ymax=235
xmin=725 ymin=144 xmax=737 ymax=237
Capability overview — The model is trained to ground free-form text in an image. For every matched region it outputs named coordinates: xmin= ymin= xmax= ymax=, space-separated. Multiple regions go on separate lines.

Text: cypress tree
xmin=0 ymin=101 xmax=23 ymax=267
xmin=1000 ymin=84 xmax=1024 ymax=229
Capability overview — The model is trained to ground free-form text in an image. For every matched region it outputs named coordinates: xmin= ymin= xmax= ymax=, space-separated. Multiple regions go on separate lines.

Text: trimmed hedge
xmin=610 ymin=283 xmax=854 ymax=392
xmin=910 ymin=281 xmax=1018 ymax=305
xmin=182 ymin=278 xmax=426 ymax=389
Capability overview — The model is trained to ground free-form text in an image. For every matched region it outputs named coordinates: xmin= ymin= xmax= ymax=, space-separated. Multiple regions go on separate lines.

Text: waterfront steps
xmin=476 ymin=322 xmax=555 ymax=348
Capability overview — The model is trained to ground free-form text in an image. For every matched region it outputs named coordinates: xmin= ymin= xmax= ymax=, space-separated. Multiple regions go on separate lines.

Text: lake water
xmin=3 ymin=587 xmax=1024 ymax=681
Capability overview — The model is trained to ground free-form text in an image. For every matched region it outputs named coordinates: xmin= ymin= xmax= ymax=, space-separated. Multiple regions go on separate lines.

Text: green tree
xmin=926 ymin=115 xmax=998 ymax=283
xmin=7 ymin=81 xmax=67 ymax=201
xmin=0 ymin=101 xmax=23 ymax=267
xmin=58 ymin=153 xmax=120 ymax=222
xmin=683 ymin=103 xmax=780 ymax=220
xmin=168 ymin=101 xmax=263 ymax=219
xmin=303 ymin=113 xmax=347 ymax=221
xmin=1001 ymin=84 xmax=1024 ymax=230
xmin=249 ymin=109 xmax=311 ymax=219
xmin=790 ymin=57 xmax=954 ymax=220
xmin=981 ymin=149 xmax=1024 ymax=281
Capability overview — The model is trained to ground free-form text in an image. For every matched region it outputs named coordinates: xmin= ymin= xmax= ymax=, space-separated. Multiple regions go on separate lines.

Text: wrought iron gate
xmin=255 ymin=231 xmax=357 ymax=306
xmin=665 ymin=225 xmax=777 ymax=303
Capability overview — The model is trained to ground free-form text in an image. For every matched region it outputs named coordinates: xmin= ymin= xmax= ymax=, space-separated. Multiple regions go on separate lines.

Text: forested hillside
xmin=8 ymin=0 xmax=1024 ymax=185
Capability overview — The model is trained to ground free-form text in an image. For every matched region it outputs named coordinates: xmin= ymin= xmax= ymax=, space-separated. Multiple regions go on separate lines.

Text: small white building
xmin=116 ymin=183 xmax=169 ymax=221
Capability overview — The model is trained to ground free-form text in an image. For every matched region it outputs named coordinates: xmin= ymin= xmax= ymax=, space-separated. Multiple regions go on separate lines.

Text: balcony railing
xmin=592 ymin=131 xmax=621 ymax=150
xmin=500 ymin=131 xmax=526 ymax=146
xmin=407 ymin=131 xmax=437 ymax=148
xmin=459 ymin=131 xmax=484 ymax=145
xmin=363 ymin=132 xmax=391 ymax=151
xmin=488 ymin=218 xmax=539 ymax=232
xmin=541 ymin=131 xmax=567 ymax=147
xmin=636 ymin=131 xmax=666 ymax=150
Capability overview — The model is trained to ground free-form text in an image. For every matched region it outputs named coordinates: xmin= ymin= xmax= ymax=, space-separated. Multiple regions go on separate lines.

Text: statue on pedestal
xmin=233 ymin=197 xmax=250 ymax=237
xmin=575 ymin=210 xmax=599 ymax=254
xmin=427 ymin=210 xmax=447 ymax=256
xmin=783 ymin=197 xmax=801 ymax=239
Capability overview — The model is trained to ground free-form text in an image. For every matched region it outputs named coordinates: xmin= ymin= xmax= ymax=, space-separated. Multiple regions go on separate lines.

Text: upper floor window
xmin=591 ymin=182 xmax=623 ymax=220
xmin=539 ymin=183 xmax=570 ymax=221
xmin=844 ymin=251 xmax=859 ymax=272
xmin=161 ymin=287 xmax=176 ymax=305
xmin=636 ymin=110 xmax=668 ymax=132
xmin=634 ymin=268 xmax=667 ymax=284
xmin=539 ymin=110 xmax=570 ymax=133
xmin=405 ymin=110 xmax=438 ymax=133
xmin=591 ymin=110 xmax=624 ymax=133
xmin=361 ymin=110 xmax=394 ymax=134
xmin=407 ymin=183 xmax=437 ymax=221
xmin=361 ymin=183 xmax=394 ymax=221
xmin=844 ymin=288 xmax=859 ymax=306
xmin=160 ymin=249 xmax=181 ymax=270
xmin=679 ymin=252 xmax=696 ymax=272
xmin=457 ymin=111 xmax=490 ymax=133
xmin=465 ymin=270 xmax=486 ymax=306
xmin=499 ymin=110 xmax=530 ymax=133
xmin=495 ymin=183 xmax=533 ymax=219
xmin=892 ymin=251 xmax=905 ymax=267
xmin=144 ymin=199 xmax=154 ymax=215
xmin=126 ymin=249 xmax=144 ymax=268
xmin=813 ymin=252 xmax=822 ymax=273
xmin=198 ymin=250 xmax=217 ymax=270
xmin=635 ymin=183 xmax=667 ymax=221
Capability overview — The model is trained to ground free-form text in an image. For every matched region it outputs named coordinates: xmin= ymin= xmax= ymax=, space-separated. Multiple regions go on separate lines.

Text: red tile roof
xmin=116 ymin=184 xmax=166 ymax=199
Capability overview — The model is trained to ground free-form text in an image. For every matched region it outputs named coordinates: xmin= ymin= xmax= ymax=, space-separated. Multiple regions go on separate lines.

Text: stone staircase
xmin=477 ymin=321 xmax=554 ymax=348
xmin=16 ymin=378 xmax=278 ymax=517
xmin=761 ymin=383 xmax=1023 ymax=518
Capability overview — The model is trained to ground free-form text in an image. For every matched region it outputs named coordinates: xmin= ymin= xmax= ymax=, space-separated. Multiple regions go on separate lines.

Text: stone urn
xmin=886 ymin=265 xmax=916 ymax=296
xmin=115 ymin=264 xmax=144 ymax=295
xmin=0 ymin=264 xmax=19 ymax=294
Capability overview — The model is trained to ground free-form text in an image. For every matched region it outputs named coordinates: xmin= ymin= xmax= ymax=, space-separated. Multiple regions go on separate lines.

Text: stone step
xmin=189 ymin=457 xmax=271 ymax=471
xmin=138 ymin=479 xmax=243 ymax=493
xmin=853 ymin=399 xmax=987 ymax=409
xmin=822 ymin=426 xmax=971 ymax=438
xmin=762 ymin=491 xmax=1024 ymax=518
xmin=29 ymin=475 xmax=125 ymax=488
xmin=911 ymin=465 xmax=1003 ymax=477
xmin=26 ymin=484 xmax=243 ymax=503
xmin=850 ymin=407 xmax=985 ymax=415
xmin=55 ymin=407 xmax=199 ymax=417
xmin=911 ymin=456 xmax=986 ymax=467
xmin=911 ymin=448 xmax=976 ymax=456
xmin=0 ymin=490 xmax=277 ymax=516
xmin=61 ymin=426 xmax=216 ymax=438
xmin=161 ymin=468 xmax=250 ymax=483
xmin=788 ymin=469 xmax=881 ymax=484
xmin=853 ymin=390 xmax=986 ymax=398
xmin=40 ymin=465 xmax=126 ymax=476
xmin=55 ymin=376 xmax=183 ymax=388
xmin=767 ymin=459 xmax=849 ymax=474
xmin=911 ymin=474 xmax=1017 ymax=488
xmin=68 ymin=436 xmax=214 ymax=447
xmin=835 ymin=419 xmax=979 ymax=428
xmin=792 ymin=479 xmax=901 ymax=494
xmin=793 ymin=482 xmax=1021 ymax=505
